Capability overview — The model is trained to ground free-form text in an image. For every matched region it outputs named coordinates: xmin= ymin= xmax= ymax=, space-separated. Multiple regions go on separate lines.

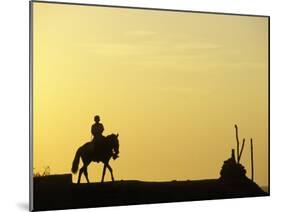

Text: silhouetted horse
xmin=71 ymin=134 xmax=119 ymax=184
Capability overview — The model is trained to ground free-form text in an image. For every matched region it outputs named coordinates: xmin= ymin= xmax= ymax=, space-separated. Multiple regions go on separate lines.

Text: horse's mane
xmin=106 ymin=133 xmax=117 ymax=140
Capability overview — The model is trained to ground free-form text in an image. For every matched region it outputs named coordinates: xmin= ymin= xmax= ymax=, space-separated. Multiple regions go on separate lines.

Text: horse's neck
xmin=106 ymin=138 xmax=115 ymax=150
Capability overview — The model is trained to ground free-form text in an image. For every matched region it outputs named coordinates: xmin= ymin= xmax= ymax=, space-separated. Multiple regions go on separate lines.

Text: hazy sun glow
xmin=33 ymin=2 xmax=268 ymax=186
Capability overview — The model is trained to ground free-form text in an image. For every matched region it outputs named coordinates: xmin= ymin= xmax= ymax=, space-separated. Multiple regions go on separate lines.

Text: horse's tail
xmin=71 ymin=147 xmax=82 ymax=174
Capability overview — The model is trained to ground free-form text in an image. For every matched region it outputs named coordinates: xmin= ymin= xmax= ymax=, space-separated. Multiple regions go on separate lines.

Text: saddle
xmin=91 ymin=136 xmax=105 ymax=161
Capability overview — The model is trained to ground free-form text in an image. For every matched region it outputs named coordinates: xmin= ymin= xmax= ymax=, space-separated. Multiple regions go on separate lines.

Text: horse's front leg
xmin=106 ymin=164 xmax=114 ymax=182
xmin=101 ymin=164 xmax=106 ymax=183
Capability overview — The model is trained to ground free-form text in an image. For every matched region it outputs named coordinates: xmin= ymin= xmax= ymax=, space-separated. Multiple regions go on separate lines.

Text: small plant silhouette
xmin=42 ymin=166 xmax=51 ymax=176
xmin=220 ymin=124 xmax=256 ymax=182
xmin=232 ymin=124 xmax=255 ymax=181
xmin=33 ymin=166 xmax=51 ymax=177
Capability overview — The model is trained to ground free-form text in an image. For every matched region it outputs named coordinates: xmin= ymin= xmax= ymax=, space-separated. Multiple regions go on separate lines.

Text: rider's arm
xmin=91 ymin=124 xmax=95 ymax=136
xmin=100 ymin=123 xmax=104 ymax=133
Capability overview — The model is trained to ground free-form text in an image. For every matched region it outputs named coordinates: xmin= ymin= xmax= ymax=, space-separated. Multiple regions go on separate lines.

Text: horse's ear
xmin=116 ymin=133 xmax=119 ymax=137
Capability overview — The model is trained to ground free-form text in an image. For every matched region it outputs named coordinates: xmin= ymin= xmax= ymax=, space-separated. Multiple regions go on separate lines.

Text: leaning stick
xmin=238 ymin=138 xmax=245 ymax=163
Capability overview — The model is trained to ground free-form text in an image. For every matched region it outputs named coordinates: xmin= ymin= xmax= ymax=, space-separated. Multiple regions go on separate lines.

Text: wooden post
xmin=250 ymin=138 xmax=254 ymax=181
xmin=235 ymin=125 xmax=240 ymax=163
xmin=231 ymin=148 xmax=236 ymax=162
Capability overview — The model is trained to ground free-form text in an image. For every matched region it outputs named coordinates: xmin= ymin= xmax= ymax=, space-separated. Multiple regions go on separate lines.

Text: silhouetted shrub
xmin=220 ymin=156 xmax=246 ymax=181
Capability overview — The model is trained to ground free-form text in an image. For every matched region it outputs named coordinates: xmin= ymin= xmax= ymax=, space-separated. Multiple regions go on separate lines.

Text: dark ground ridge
xmin=33 ymin=174 xmax=268 ymax=211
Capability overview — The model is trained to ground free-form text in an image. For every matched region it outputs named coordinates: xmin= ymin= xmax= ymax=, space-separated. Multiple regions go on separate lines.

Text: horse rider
xmin=91 ymin=115 xmax=105 ymax=153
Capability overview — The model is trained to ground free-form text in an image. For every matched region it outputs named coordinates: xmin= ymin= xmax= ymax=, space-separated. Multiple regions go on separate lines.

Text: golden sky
xmin=33 ymin=2 xmax=268 ymax=186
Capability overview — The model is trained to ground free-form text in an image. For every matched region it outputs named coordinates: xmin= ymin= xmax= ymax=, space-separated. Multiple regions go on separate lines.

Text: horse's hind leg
xmin=106 ymin=164 xmax=114 ymax=182
xmin=78 ymin=166 xmax=84 ymax=184
xmin=84 ymin=165 xmax=90 ymax=183
xmin=101 ymin=164 xmax=106 ymax=183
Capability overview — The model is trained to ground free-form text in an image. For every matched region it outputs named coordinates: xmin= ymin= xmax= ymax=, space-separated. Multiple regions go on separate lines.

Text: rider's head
xmin=94 ymin=115 xmax=100 ymax=123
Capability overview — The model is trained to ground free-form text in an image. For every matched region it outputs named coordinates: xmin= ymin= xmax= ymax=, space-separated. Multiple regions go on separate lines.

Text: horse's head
xmin=108 ymin=133 xmax=119 ymax=160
